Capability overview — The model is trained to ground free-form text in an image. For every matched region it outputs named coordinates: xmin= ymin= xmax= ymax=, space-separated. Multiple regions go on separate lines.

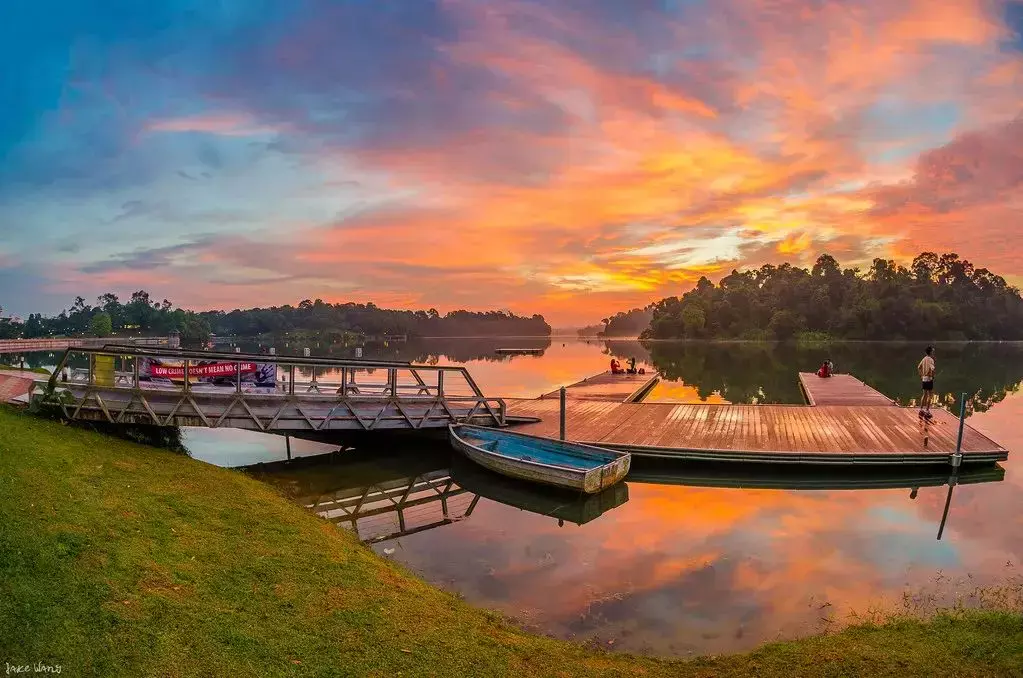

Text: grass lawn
xmin=1 ymin=405 xmax=1021 ymax=677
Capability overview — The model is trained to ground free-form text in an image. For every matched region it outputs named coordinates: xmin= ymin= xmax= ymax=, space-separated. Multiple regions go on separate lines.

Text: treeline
xmin=2 ymin=292 xmax=211 ymax=341
xmin=1 ymin=294 xmax=551 ymax=342
xmin=578 ymin=307 xmax=653 ymax=337
xmin=201 ymin=300 xmax=550 ymax=337
xmin=645 ymin=252 xmax=1023 ymax=341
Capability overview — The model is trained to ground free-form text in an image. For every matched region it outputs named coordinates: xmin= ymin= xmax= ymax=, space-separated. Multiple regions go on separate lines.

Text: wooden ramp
xmin=0 ymin=371 xmax=36 ymax=404
xmin=799 ymin=372 xmax=893 ymax=406
xmin=541 ymin=371 xmax=658 ymax=403
xmin=504 ymin=399 xmax=1007 ymax=465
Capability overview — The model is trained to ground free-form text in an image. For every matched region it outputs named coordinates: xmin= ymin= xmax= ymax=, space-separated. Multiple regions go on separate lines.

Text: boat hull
xmin=449 ymin=425 xmax=630 ymax=494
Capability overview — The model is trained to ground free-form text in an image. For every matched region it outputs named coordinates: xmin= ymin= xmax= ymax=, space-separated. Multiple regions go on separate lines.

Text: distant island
xmin=587 ymin=252 xmax=1023 ymax=342
xmin=1 ymin=293 xmax=551 ymax=343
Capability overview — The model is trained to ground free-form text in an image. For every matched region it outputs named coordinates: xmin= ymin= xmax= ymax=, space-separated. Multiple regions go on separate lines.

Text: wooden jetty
xmin=541 ymin=370 xmax=659 ymax=403
xmin=23 ymin=346 xmax=1009 ymax=469
xmin=495 ymin=347 xmax=544 ymax=355
xmin=798 ymin=372 xmax=894 ymax=406
xmin=507 ymin=369 xmax=1008 ymax=466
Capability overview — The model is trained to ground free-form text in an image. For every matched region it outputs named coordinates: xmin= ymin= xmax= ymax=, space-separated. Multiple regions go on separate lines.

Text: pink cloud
xmin=144 ymin=112 xmax=285 ymax=137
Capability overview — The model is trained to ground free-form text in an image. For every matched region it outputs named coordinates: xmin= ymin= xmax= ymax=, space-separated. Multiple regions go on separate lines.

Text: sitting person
xmin=816 ymin=360 xmax=832 ymax=378
xmin=627 ymin=357 xmax=638 ymax=374
xmin=610 ymin=358 xmax=623 ymax=374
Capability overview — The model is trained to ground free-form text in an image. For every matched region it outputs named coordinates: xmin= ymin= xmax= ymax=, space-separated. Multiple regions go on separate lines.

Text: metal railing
xmin=36 ymin=345 xmax=506 ymax=431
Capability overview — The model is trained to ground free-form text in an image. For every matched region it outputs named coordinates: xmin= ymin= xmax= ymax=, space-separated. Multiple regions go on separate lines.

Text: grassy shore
xmin=1 ymin=406 xmax=1021 ymax=677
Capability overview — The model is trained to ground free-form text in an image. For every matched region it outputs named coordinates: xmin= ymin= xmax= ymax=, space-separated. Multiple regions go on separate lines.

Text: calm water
xmin=12 ymin=339 xmax=1023 ymax=655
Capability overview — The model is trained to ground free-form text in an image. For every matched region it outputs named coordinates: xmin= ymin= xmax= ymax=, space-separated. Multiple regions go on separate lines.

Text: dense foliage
xmin=1 ymin=294 xmax=550 ymax=342
xmin=645 ymin=253 xmax=1023 ymax=341
xmin=200 ymin=299 xmax=550 ymax=337
xmin=9 ymin=292 xmax=213 ymax=342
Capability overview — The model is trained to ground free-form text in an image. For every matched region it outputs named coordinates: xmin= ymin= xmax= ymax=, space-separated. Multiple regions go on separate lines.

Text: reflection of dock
xmin=248 ymin=453 xmax=479 ymax=544
xmin=249 ymin=448 xmax=631 ymax=540
xmin=306 ymin=469 xmax=478 ymax=544
xmin=628 ymin=461 xmax=1005 ymax=490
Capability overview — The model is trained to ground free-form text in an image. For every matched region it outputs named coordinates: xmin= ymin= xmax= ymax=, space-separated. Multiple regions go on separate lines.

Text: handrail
xmin=98 ymin=343 xmax=415 ymax=367
xmin=46 ymin=345 xmax=498 ymax=406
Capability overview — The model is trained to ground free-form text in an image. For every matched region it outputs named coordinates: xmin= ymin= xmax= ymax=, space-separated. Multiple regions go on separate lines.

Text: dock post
xmin=952 ymin=392 xmax=967 ymax=468
xmin=559 ymin=386 xmax=566 ymax=440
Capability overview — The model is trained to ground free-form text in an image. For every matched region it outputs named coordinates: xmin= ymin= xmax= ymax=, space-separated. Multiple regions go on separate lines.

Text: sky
xmin=1 ymin=0 xmax=1022 ymax=325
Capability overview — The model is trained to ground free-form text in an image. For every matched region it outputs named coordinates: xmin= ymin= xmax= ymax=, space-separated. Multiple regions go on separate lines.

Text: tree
xmin=767 ymin=309 xmax=803 ymax=340
xmin=90 ymin=311 xmax=113 ymax=338
xmin=681 ymin=305 xmax=706 ymax=337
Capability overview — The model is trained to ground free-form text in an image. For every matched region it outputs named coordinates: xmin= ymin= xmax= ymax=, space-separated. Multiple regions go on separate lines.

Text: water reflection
xmin=248 ymin=445 xmax=631 ymax=543
xmin=642 ymin=341 xmax=1023 ymax=413
xmin=247 ymin=441 xmax=1009 ymax=655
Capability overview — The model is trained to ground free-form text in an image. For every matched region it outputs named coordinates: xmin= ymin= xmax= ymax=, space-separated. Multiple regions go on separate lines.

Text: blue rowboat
xmin=449 ymin=424 xmax=631 ymax=494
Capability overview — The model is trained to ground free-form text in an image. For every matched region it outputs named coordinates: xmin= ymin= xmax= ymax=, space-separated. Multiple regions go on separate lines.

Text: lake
xmin=11 ymin=338 xmax=1023 ymax=655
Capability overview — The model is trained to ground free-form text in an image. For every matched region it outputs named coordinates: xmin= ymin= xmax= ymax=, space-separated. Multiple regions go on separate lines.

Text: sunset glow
xmin=2 ymin=0 xmax=1022 ymax=323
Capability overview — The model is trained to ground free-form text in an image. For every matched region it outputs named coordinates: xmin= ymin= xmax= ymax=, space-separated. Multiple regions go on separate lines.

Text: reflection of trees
xmin=604 ymin=340 xmax=652 ymax=365
xmin=407 ymin=337 xmax=553 ymax=363
xmin=644 ymin=341 xmax=1023 ymax=413
xmin=239 ymin=335 xmax=554 ymax=364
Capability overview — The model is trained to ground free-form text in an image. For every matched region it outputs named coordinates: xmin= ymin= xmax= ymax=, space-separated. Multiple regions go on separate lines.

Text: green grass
xmin=0 ymin=363 xmax=50 ymax=374
xmin=1 ymin=406 xmax=1021 ymax=677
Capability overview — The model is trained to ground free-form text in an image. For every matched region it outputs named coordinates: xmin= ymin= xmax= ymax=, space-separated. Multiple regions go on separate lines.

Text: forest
xmin=1 ymin=292 xmax=210 ymax=341
xmin=643 ymin=252 xmax=1023 ymax=341
xmin=0 ymin=294 xmax=551 ymax=341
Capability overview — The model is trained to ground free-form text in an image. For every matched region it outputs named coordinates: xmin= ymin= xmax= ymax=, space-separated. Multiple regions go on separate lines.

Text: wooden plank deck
xmin=540 ymin=371 xmax=658 ymax=402
xmin=798 ymin=372 xmax=894 ymax=406
xmin=0 ymin=371 xmax=36 ymax=404
xmin=504 ymin=399 xmax=1008 ymax=465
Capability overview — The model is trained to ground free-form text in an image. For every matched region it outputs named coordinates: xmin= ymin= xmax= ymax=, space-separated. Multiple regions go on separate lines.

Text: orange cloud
xmin=62 ymin=0 xmax=1023 ymax=324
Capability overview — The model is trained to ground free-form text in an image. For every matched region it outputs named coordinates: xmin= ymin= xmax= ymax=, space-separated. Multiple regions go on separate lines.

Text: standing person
xmin=918 ymin=346 xmax=936 ymax=419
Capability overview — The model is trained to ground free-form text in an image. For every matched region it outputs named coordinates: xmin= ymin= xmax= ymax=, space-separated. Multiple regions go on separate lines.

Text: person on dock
xmin=816 ymin=360 xmax=832 ymax=378
xmin=627 ymin=357 xmax=637 ymax=374
xmin=918 ymin=346 xmax=936 ymax=420
xmin=610 ymin=358 xmax=623 ymax=374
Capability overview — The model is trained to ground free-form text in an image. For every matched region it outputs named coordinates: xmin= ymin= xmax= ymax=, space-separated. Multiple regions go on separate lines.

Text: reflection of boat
xmin=449 ymin=424 xmax=631 ymax=494
xmin=449 ymin=455 xmax=629 ymax=525
xmin=627 ymin=460 xmax=1005 ymax=491
xmin=494 ymin=348 xmax=544 ymax=355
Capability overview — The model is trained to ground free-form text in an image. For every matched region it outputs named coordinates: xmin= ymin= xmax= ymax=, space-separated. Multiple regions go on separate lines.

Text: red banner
xmin=150 ymin=361 xmax=258 ymax=379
